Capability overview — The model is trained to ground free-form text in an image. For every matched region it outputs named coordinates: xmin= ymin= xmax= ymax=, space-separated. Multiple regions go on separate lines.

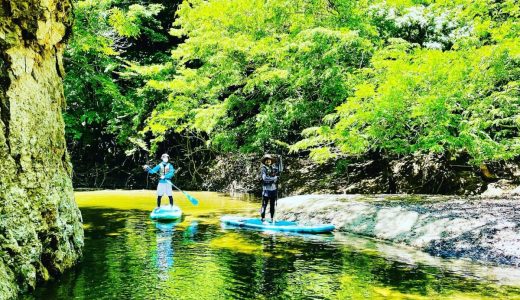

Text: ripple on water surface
xmin=23 ymin=190 xmax=520 ymax=300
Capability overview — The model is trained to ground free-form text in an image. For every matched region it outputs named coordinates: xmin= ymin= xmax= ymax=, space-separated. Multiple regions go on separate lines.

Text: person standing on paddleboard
xmin=260 ymin=154 xmax=279 ymax=224
xmin=143 ymin=153 xmax=175 ymax=209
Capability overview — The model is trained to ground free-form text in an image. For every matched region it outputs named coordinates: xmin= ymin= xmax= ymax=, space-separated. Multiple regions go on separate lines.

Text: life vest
xmin=160 ymin=163 xmax=171 ymax=176
xmin=260 ymin=164 xmax=279 ymax=184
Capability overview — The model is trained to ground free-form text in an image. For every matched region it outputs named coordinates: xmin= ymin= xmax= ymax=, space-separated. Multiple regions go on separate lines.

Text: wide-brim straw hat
xmin=261 ymin=154 xmax=277 ymax=164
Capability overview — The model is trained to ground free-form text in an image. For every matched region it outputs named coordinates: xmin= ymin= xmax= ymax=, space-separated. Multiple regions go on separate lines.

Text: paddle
xmin=166 ymin=180 xmax=199 ymax=206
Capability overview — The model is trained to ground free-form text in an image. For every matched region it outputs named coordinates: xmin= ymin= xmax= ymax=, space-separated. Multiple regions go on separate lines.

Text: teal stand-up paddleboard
xmin=221 ymin=216 xmax=335 ymax=234
xmin=150 ymin=205 xmax=182 ymax=221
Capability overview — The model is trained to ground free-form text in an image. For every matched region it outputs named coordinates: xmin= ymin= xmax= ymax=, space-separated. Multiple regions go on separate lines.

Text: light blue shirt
xmin=147 ymin=162 xmax=175 ymax=183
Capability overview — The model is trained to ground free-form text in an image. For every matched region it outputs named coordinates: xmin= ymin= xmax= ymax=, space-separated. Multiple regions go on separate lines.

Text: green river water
xmin=23 ymin=191 xmax=520 ymax=299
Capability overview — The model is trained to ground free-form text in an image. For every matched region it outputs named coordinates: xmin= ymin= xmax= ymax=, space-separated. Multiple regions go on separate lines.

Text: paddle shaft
xmin=169 ymin=181 xmax=188 ymax=196
xmin=144 ymin=165 xmax=199 ymax=206
xmin=166 ymin=180 xmax=199 ymax=206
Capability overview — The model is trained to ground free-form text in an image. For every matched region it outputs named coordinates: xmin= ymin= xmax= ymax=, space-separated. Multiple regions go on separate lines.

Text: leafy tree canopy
xmin=66 ymin=0 xmax=519 ymax=171
xmin=138 ymin=0 xmax=519 ymax=164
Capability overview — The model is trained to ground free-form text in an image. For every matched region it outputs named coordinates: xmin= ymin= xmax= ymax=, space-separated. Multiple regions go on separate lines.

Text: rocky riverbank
xmin=202 ymin=153 xmax=520 ymax=196
xmin=70 ymin=148 xmax=520 ymax=195
xmin=276 ymin=194 xmax=520 ymax=267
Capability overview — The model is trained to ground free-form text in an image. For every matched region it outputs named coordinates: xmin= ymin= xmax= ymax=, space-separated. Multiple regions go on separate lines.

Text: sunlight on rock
xmin=409 ymin=218 xmax=450 ymax=247
xmin=374 ymin=207 xmax=419 ymax=239
xmin=278 ymin=194 xmax=520 ymax=268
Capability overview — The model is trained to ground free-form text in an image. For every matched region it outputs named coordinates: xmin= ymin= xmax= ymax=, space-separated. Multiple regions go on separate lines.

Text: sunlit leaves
xmin=65 ymin=0 xmax=170 ymax=156
xmin=300 ymin=37 xmax=520 ymax=164
xmin=68 ymin=0 xmax=519 ymax=167
xmin=145 ymin=0 xmax=373 ymax=153
xmin=109 ymin=4 xmax=164 ymax=38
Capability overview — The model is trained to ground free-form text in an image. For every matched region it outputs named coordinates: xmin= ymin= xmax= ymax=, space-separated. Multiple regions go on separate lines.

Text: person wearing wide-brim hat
xmin=260 ymin=154 xmax=279 ymax=224
xmin=143 ymin=153 xmax=176 ymax=209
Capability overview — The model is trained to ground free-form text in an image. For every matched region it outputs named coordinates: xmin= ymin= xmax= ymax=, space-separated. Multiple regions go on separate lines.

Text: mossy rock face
xmin=0 ymin=1 xmax=83 ymax=298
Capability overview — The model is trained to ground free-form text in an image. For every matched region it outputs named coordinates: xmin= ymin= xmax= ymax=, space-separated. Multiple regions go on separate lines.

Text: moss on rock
xmin=0 ymin=0 xmax=83 ymax=298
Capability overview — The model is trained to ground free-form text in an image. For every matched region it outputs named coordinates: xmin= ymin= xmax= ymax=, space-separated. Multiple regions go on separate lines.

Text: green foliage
xmin=65 ymin=0 xmax=168 ymax=151
xmin=293 ymin=1 xmax=520 ymax=164
xmin=66 ymin=0 xmax=519 ymax=170
xmin=318 ymin=44 xmax=518 ymax=162
xmin=109 ymin=4 xmax=166 ymax=41
xmin=143 ymin=0 xmax=373 ymax=153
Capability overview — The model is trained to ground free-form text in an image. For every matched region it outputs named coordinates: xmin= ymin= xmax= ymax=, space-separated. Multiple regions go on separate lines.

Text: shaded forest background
xmin=65 ymin=0 xmax=519 ymax=193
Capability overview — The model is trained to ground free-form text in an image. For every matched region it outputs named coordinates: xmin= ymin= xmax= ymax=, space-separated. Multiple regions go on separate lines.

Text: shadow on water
xmin=22 ymin=191 xmax=520 ymax=299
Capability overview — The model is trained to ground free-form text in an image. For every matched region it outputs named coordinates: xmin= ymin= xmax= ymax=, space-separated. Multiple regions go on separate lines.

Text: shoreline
xmin=277 ymin=194 xmax=520 ymax=267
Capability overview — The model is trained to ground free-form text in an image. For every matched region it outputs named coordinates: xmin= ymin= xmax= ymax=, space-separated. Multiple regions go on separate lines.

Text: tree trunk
xmin=0 ymin=0 xmax=83 ymax=298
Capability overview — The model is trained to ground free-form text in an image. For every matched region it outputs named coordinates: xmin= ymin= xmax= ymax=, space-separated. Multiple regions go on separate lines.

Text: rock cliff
xmin=0 ymin=0 xmax=83 ymax=298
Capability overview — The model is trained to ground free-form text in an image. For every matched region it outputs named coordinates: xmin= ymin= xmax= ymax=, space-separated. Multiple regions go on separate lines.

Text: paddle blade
xmin=185 ymin=193 xmax=199 ymax=206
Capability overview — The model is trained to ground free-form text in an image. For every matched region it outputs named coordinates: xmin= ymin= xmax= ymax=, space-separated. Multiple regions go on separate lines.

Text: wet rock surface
xmin=277 ymin=194 xmax=520 ymax=266
xmin=0 ymin=1 xmax=83 ymax=298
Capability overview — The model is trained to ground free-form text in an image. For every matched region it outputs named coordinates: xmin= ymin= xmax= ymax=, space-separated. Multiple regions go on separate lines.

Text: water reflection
xmin=154 ymin=221 xmax=178 ymax=280
xmin=221 ymin=221 xmax=336 ymax=242
xmin=23 ymin=191 xmax=520 ymax=300
xmin=183 ymin=221 xmax=198 ymax=241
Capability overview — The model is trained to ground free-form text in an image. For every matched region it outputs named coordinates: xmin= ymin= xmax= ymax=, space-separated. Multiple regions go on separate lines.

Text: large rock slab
xmin=277 ymin=194 xmax=520 ymax=266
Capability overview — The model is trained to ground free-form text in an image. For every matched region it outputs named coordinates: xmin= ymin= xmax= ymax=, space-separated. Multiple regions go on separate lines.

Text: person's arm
xmin=262 ymin=167 xmax=277 ymax=183
xmin=273 ymin=165 xmax=280 ymax=176
xmin=147 ymin=164 xmax=161 ymax=174
xmin=164 ymin=164 xmax=175 ymax=180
